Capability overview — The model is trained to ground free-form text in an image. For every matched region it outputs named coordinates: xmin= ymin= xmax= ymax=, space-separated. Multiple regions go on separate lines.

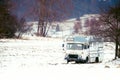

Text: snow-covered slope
xmin=26 ymin=14 xmax=100 ymax=38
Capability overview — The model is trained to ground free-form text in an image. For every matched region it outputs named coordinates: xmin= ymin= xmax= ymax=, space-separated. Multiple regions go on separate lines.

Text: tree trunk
xmin=115 ymin=38 xmax=119 ymax=59
xmin=118 ymin=44 xmax=120 ymax=58
xmin=37 ymin=20 xmax=44 ymax=36
xmin=37 ymin=25 xmax=40 ymax=36
xmin=17 ymin=32 xmax=22 ymax=38
xmin=37 ymin=20 xmax=41 ymax=36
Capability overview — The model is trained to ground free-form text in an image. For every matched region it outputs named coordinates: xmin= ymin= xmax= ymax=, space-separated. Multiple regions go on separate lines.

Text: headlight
xmin=78 ymin=55 xmax=82 ymax=59
xmin=81 ymin=52 xmax=84 ymax=54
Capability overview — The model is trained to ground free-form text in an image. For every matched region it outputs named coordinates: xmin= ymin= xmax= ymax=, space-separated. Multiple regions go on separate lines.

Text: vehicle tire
xmin=85 ymin=57 xmax=89 ymax=63
xmin=95 ymin=57 xmax=99 ymax=63
xmin=75 ymin=61 xmax=79 ymax=63
xmin=67 ymin=60 xmax=69 ymax=64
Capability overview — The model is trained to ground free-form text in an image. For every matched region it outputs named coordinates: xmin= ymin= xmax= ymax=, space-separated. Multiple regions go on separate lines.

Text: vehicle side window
xmin=84 ymin=45 xmax=89 ymax=49
xmin=84 ymin=45 xmax=87 ymax=49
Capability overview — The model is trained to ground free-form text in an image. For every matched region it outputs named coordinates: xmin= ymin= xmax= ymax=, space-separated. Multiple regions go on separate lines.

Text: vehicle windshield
xmin=66 ymin=43 xmax=83 ymax=50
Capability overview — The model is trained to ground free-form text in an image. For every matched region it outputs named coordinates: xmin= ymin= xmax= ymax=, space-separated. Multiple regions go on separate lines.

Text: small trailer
xmin=62 ymin=36 xmax=104 ymax=63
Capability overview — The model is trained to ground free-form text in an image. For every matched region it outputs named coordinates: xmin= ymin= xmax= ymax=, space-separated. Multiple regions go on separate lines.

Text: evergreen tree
xmin=0 ymin=0 xmax=17 ymax=38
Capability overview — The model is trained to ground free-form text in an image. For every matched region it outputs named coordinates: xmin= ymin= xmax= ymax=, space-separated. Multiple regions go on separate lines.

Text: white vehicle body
xmin=63 ymin=36 xmax=104 ymax=63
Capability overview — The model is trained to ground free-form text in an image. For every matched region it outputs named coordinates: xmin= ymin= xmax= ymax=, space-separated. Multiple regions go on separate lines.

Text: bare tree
xmin=84 ymin=19 xmax=90 ymax=27
xmin=88 ymin=17 xmax=101 ymax=36
xmin=101 ymin=7 xmax=120 ymax=59
xmin=15 ymin=17 xmax=32 ymax=38
xmin=89 ymin=3 xmax=120 ymax=59
xmin=73 ymin=19 xmax=82 ymax=34
xmin=31 ymin=0 xmax=73 ymax=37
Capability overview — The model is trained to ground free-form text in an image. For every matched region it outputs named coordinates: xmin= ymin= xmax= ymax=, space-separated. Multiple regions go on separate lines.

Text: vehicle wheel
xmin=85 ymin=57 xmax=89 ymax=63
xmin=95 ymin=57 xmax=99 ymax=63
xmin=75 ymin=61 xmax=79 ymax=63
xmin=67 ymin=60 xmax=69 ymax=64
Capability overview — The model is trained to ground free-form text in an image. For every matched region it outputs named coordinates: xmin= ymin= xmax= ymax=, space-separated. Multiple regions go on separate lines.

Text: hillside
xmin=26 ymin=14 xmax=99 ymax=38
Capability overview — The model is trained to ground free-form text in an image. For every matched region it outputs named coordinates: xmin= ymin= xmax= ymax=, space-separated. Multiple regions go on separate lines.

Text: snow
xmin=0 ymin=38 xmax=64 ymax=67
xmin=0 ymin=38 xmax=120 ymax=80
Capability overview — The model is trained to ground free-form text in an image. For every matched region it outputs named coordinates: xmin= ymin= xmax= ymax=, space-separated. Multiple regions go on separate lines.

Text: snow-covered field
xmin=0 ymin=37 xmax=120 ymax=80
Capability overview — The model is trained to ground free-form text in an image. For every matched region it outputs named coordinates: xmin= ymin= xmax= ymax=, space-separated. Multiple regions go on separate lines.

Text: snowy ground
xmin=0 ymin=37 xmax=120 ymax=80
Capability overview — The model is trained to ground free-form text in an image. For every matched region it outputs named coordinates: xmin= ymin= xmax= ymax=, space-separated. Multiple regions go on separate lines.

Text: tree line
xmin=0 ymin=0 xmax=72 ymax=38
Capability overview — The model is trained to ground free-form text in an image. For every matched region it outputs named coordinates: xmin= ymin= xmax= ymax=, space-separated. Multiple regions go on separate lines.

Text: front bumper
xmin=65 ymin=54 xmax=86 ymax=62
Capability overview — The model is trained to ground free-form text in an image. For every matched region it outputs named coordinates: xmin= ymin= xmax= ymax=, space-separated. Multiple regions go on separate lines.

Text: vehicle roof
xmin=66 ymin=42 xmax=89 ymax=45
xmin=64 ymin=36 xmax=103 ymax=43
xmin=65 ymin=36 xmax=88 ymax=43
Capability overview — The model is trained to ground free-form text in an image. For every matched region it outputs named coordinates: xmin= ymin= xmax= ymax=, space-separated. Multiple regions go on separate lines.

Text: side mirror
xmin=88 ymin=45 xmax=90 ymax=48
xmin=62 ymin=44 xmax=65 ymax=50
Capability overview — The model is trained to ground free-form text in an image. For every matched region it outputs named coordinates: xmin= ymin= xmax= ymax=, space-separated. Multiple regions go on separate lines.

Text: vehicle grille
xmin=68 ymin=54 xmax=78 ymax=58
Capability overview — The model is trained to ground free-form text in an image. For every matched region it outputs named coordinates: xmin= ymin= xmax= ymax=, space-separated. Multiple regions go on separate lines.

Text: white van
xmin=63 ymin=36 xmax=104 ymax=63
